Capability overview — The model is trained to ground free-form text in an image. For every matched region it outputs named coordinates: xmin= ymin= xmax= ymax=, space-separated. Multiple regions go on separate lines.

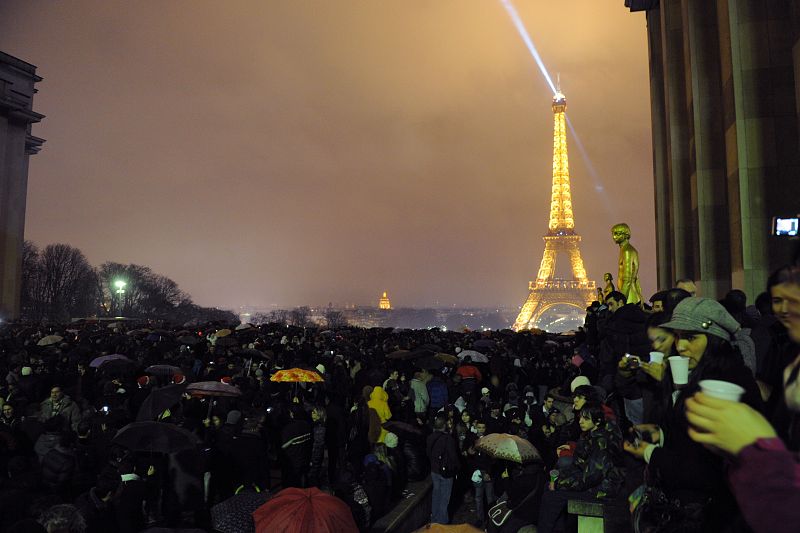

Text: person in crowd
xmin=538 ymin=404 xmax=624 ymax=533
xmin=685 ymin=392 xmax=799 ymax=533
xmin=624 ymin=297 xmax=763 ymax=531
xmin=409 ymin=371 xmax=430 ymax=423
xmin=40 ymin=386 xmax=82 ymax=432
xmin=309 ymin=405 xmax=327 ymax=487
xmin=675 ymin=278 xmax=698 ymax=297
xmin=427 ymin=415 xmax=459 ymax=524
xmin=367 ymin=386 xmax=392 ymax=444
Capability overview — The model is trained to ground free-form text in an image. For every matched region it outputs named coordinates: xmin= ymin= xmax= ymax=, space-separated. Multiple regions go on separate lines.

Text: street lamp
xmin=114 ymin=280 xmax=127 ymax=316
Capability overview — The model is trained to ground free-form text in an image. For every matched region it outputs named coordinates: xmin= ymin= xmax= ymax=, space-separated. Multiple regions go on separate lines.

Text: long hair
xmin=659 ymin=335 xmax=746 ymax=416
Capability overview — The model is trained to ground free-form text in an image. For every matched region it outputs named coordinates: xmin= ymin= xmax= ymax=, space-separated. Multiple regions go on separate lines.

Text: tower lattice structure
xmin=513 ymin=90 xmax=596 ymax=331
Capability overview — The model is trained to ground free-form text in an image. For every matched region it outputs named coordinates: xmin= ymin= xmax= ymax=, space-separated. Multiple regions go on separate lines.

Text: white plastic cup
xmin=668 ymin=356 xmax=690 ymax=385
xmin=699 ymin=379 xmax=745 ymax=401
xmin=649 ymin=351 xmax=664 ymax=364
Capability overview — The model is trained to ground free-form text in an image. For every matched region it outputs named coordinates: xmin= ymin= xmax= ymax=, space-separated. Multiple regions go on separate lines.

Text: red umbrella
xmin=252 ymin=487 xmax=358 ymax=533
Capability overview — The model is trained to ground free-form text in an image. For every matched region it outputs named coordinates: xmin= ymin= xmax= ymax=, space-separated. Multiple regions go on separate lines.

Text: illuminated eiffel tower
xmin=513 ymin=88 xmax=596 ymax=331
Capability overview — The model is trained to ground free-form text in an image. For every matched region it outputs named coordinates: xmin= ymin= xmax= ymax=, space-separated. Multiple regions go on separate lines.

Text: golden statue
xmin=611 ymin=223 xmax=643 ymax=304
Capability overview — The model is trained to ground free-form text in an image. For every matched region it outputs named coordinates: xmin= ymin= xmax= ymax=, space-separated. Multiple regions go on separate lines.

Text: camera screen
xmin=775 ymin=217 xmax=799 ymax=236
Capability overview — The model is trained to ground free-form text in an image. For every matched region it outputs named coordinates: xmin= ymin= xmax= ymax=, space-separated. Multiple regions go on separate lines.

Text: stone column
xmin=685 ymin=0 xmax=731 ymax=299
xmin=0 ymin=53 xmax=45 ymax=320
xmin=646 ymin=8 xmax=673 ymax=290
xmin=727 ymin=1 xmax=800 ymax=298
xmin=661 ymin=0 xmax=695 ymax=282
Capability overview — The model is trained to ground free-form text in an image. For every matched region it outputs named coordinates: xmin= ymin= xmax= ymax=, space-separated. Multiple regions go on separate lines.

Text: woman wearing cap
xmin=624 ymin=297 xmax=763 ymax=531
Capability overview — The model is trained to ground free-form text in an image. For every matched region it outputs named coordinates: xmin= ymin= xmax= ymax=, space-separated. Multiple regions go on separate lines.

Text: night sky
xmin=1 ymin=1 xmax=655 ymax=310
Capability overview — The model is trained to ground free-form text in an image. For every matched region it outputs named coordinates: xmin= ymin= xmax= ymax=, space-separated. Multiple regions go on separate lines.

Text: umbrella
xmin=89 ymin=353 xmax=130 ymax=368
xmin=435 ymin=353 xmax=458 ymax=364
xmin=414 ymin=357 xmax=444 ymax=371
xmin=137 ymin=384 xmax=187 ymax=421
xmin=476 ymin=433 xmax=541 ymax=464
xmin=252 ymin=487 xmax=358 ymax=533
xmin=146 ymin=364 xmax=181 ymax=377
xmin=215 ymin=329 xmax=232 ymax=338
xmin=178 ymin=335 xmax=201 ymax=346
xmin=383 ymin=420 xmax=426 ymax=441
xmin=211 ymin=491 xmax=270 ymax=533
xmin=458 ymin=350 xmax=489 ymax=364
xmin=37 ymin=335 xmax=63 ymax=346
xmin=238 ymin=348 xmax=271 ymax=359
xmin=235 ymin=323 xmax=253 ymax=331
xmin=270 ymin=368 xmax=323 ymax=383
xmin=472 ymin=339 xmax=496 ymax=349
xmin=419 ymin=343 xmax=443 ymax=352
xmin=113 ymin=421 xmax=201 ymax=453
xmin=186 ymin=381 xmax=242 ymax=398
xmin=215 ymin=336 xmax=239 ymax=348
xmin=386 ymin=350 xmax=411 ymax=360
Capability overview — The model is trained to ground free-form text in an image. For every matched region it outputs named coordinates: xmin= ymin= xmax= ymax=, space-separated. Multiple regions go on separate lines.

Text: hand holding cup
xmin=686 ymin=392 xmax=776 ymax=456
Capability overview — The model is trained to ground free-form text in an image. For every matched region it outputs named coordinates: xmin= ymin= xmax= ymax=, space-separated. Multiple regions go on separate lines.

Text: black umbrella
xmin=419 ymin=343 xmax=444 ymax=352
xmin=383 ymin=420 xmax=426 ymax=441
xmin=146 ymin=364 xmax=181 ymax=377
xmin=414 ymin=356 xmax=444 ymax=370
xmin=113 ymin=421 xmax=200 ymax=453
xmin=178 ymin=335 xmax=201 ymax=346
xmin=137 ymin=384 xmax=187 ymax=421
xmin=211 ymin=491 xmax=271 ymax=533
xmin=215 ymin=336 xmax=239 ymax=348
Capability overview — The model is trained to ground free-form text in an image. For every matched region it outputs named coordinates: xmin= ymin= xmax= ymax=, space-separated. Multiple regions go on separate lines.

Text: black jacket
xmin=426 ymin=430 xmax=458 ymax=477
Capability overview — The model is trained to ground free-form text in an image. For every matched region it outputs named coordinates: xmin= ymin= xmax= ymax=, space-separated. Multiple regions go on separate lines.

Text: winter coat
xmin=648 ymin=357 xmax=763 ymax=531
xmin=280 ymin=419 xmax=312 ymax=475
xmin=39 ymin=395 xmax=82 ymax=432
xmin=426 ymin=377 xmax=448 ymax=411
xmin=34 ymin=431 xmax=60 ymax=463
xmin=556 ymin=425 xmax=624 ymax=496
xmin=409 ymin=378 xmax=429 ymax=414
xmin=426 ymin=430 xmax=459 ymax=478
xmin=75 ymin=487 xmax=118 ymax=533
xmin=367 ymin=387 xmax=392 ymax=443
xmin=311 ymin=423 xmax=326 ymax=468
xmin=41 ymin=444 xmax=77 ymax=493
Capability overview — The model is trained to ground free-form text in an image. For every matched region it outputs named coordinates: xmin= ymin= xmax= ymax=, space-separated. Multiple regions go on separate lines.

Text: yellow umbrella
xmin=215 ymin=329 xmax=232 ymax=338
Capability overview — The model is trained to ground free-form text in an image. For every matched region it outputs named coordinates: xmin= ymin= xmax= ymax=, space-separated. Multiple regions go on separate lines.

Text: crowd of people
xmin=0 ymin=251 xmax=798 ymax=533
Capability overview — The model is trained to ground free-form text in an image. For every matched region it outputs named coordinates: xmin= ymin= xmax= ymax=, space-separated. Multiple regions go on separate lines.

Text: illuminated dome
xmin=378 ymin=291 xmax=392 ymax=310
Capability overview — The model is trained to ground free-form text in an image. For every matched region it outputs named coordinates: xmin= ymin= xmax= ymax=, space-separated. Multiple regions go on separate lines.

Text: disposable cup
xmin=649 ymin=351 xmax=664 ymax=364
xmin=699 ymin=379 xmax=745 ymax=401
xmin=668 ymin=356 xmax=690 ymax=385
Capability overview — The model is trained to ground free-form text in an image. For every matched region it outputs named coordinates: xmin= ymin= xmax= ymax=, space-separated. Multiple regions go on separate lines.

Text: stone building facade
xmin=0 ymin=51 xmax=45 ymax=319
xmin=626 ymin=1 xmax=800 ymax=299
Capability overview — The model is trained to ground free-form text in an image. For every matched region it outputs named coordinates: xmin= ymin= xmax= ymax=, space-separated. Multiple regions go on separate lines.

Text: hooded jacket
xmin=367 ymin=386 xmax=392 ymax=443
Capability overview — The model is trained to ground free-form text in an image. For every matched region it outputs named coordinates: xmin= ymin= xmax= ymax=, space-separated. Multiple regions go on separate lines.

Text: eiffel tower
xmin=513 ymin=89 xmax=596 ymax=331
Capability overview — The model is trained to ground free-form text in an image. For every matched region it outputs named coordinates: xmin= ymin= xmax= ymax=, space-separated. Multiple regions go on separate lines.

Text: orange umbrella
xmin=252 ymin=487 xmax=358 ymax=533
xmin=270 ymin=368 xmax=323 ymax=383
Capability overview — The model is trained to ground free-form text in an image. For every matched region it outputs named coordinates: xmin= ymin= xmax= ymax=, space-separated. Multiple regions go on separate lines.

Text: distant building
xmin=0 ymin=51 xmax=45 ymax=319
xmin=378 ymin=291 xmax=392 ymax=310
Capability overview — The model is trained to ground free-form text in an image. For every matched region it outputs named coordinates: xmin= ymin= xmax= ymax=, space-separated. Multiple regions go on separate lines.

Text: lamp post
xmin=114 ymin=280 xmax=127 ymax=316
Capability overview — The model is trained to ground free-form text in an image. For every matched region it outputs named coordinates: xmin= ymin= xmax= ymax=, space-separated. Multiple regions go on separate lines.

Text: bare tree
xmin=289 ymin=306 xmax=310 ymax=327
xmin=33 ymin=244 xmax=99 ymax=321
xmin=324 ymin=309 xmax=348 ymax=329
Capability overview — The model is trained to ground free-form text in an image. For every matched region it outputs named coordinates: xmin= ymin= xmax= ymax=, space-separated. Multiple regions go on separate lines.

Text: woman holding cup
xmin=624 ymin=297 xmax=763 ymax=531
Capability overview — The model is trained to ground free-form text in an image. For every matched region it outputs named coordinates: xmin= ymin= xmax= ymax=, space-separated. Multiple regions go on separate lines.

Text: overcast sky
xmin=1 ymin=0 xmax=654 ymax=310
